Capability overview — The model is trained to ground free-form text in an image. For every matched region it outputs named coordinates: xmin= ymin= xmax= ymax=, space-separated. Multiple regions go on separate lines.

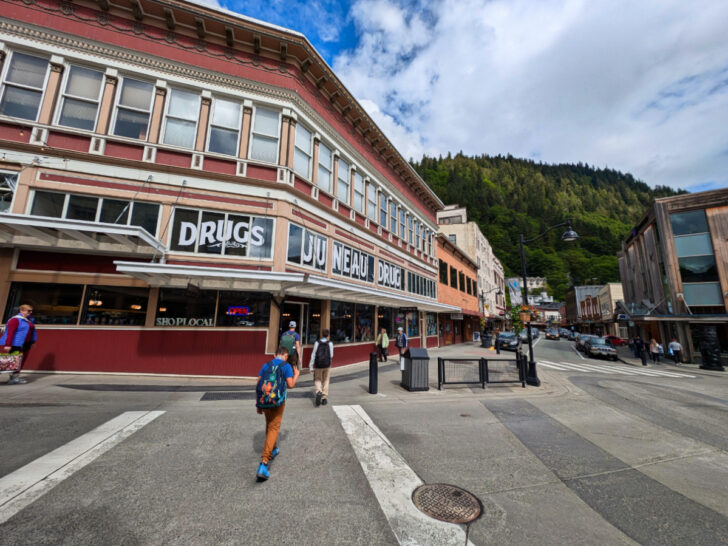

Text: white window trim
xmin=247 ymin=104 xmax=281 ymax=165
xmin=53 ymin=63 xmax=104 ymax=131
xmin=293 ymin=122 xmax=313 ymax=180
xmin=0 ymin=50 xmax=51 ymax=123
xmin=205 ymin=96 xmax=242 ymax=157
xmin=110 ymin=75 xmax=155 ymax=141
xmin=337 ymin=156 xmax=351 ymax=205
xmin=317 ymin=139 xmax=333 ymax=194
xmin=161 ymin=87 xmax=201 ymax=150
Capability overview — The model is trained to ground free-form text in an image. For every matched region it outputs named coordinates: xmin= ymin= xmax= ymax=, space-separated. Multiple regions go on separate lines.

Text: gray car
xmin=584 ymin=336 xmax=618 ymax=360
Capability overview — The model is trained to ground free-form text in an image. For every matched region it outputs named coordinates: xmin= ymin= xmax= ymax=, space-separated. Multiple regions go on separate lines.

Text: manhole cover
xmin=412 ymin=484 xmax=482 ymax=524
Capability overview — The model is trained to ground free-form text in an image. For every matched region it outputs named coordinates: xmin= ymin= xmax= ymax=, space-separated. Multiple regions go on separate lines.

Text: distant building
xmin=507 ymin=276 xmax=549 ymax=307
xmin=565 ymin=285 xmax=603 ymax=331
xmin=617 ymin=189 xmax=727 ymax=369
xmin=596 ymin=283 xmax=626 ymax=338
xmin=436 ymin=234 xmax=480 ymax=345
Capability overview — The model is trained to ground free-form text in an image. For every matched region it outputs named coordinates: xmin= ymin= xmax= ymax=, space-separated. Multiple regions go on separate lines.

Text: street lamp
xmin=520 ymin=220 xmax=578 ymax=386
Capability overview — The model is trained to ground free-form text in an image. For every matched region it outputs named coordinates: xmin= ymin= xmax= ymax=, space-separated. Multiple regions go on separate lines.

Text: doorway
xmin=278 ymin=302 xmax=309 ymax=345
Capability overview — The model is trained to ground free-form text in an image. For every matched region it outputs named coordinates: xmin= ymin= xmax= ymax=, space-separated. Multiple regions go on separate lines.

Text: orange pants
xmin=262 ymin=402 xmax=285 ymax=464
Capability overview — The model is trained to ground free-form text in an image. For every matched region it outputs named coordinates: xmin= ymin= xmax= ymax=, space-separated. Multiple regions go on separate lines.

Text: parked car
xmin=545 ymin=328 xmax=560 ymax=340
xmin=568 ymin=331 xmax=580 ymax=341
xmin=559 ymin=328 xmax=571 ymax=337
xmin=576 ymin=334 xmax=595 ymax=352
xmin=584 ymin=336 xmax=618 ymax=360
xmin=605 ymin=335 xmax=628 ymax=346
xmin=497 ymin=332 xmax=521 ymax=351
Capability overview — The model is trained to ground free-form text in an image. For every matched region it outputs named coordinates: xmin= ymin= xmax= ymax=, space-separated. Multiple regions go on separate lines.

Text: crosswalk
xmin=538 ymin=360 xmax=695 ymax=378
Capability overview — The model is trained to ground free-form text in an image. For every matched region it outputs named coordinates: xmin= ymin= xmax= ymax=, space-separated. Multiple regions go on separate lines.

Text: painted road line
xmin=638 ymin=368 xmax=696 ymax=378
xmin=572 ymin=346 xmax=586 ymax=360
xmin=570 ymin=362 xmax=643 ymax=376
xmin=333 ymin=405 xmax=475 ymax=546
xmin=559 ymin=361 xmax=607 ymax=373
xmin=0 ymin=411 xmax=164 ymax=525
xmin=538 ymin=360 xmax=571 ymax=371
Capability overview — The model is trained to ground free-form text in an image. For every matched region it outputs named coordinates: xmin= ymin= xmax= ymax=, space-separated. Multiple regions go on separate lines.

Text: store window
xmin=82 ymin=285 xmax=148 ymax=325
xmin=216 ymin=291 xmax=270 ymax=327
xmin=156 ymin=287 xmax=217 ymax=327
xmin=337 ymin=158 xmax=350 ymax=204
xmin=355 ymin=304 xmax=374 ymax=341
xmin=0 ymin=171 xmax=18 ymax=213
xmin=293 ymin=123 xmax=312 ymax=178
xmin=0 ymin=52 xmax=49 ymax=121
xmin=394 ymin=309 xmax=406 ymax=333
xmin=330 ymin=300 xmax=354 ymax=343
xmin=57 ymin=65 xmax=104 ymax=131
xmin=113 ymin=77 xmax=154 ymax=140
xmin=306 ymin=300 xmax=323 ymax=344
xmin=353 ymin=172 xmax=364 ymax=214
xmin=426 ymin=313 xmax=437 ymax=336
xmin=317 ymin=141 xmax=332 ymax=193
xmin=367 ymin=182 xmax=377 ymax=222
xmin=250 ymin=106 xmax=279 ymax=163
xmin=406 ymin=311 xmax=419 ymax=338
xmin=208 ymin=97 xmax=241 ymax=156
xmin=162 ymin=88 xmax=199 ymax=149
xmin=378 ymin=306 xmax=392 ymax=336
xmin=4 ymin=282 xmax=83 ymax=325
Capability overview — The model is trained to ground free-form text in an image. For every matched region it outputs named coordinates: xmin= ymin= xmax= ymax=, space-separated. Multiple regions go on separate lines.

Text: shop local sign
xmin=155 ymin=317 xmax=214 ymax=326
xmin=332 ymin=241 xmax=375 ymax=283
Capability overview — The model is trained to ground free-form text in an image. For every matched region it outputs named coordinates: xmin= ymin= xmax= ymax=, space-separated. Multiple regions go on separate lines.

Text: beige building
xmin=597 ymin=283 xmax=626 ymax=338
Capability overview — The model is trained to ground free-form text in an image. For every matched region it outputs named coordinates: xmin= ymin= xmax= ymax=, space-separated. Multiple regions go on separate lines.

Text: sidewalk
xmin=616 ymin=345 xmax=699 ymax=369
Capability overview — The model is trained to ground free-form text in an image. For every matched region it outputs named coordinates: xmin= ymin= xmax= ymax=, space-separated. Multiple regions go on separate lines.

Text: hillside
xmin=412 ymin=154 xmax=684 ymax=301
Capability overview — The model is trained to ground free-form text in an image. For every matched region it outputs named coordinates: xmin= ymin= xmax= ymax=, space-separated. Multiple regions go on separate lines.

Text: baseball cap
xmin=289 ymin=321 xmax=296 ymax=327
xmin=397 ymin=326 xmax=403 ymax=331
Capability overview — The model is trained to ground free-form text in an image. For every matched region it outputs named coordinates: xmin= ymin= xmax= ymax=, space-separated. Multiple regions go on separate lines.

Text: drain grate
xmin=412 ymin=483 xmax=482 ymax=524
xmin=200 ymin=392 xmax=252 ymax=401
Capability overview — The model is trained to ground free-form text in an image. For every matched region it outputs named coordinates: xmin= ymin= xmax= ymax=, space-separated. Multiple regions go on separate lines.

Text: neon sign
xmin=226 ymin=306 xmax=250 ymax=316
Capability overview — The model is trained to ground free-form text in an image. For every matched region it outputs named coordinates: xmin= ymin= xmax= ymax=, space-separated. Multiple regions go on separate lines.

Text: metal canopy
xmin=0 ymin=213 xmax=166 ymax=256
xmin=114 ymin=261 xmax=461 ymax=312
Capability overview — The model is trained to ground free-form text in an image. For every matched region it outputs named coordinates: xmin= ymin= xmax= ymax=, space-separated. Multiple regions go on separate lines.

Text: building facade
xmin=596 ymin=282 xmax=626 ymax=338
xmin=618 ymin=189 xmax=727 ymax=368
xmin=436 ymin=234 xmax=479 ymax=345
xmin=564 ymin=285 xmax=602 ymax=332
xmin=0 ymin=0 xmax=460 ymax=376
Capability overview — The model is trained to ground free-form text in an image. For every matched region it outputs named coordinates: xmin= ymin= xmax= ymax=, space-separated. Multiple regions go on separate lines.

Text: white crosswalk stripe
xmin=538 ymin=360 xmax=695 ymax=378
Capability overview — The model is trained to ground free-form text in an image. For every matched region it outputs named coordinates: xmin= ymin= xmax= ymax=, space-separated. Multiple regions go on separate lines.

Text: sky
xmin=206 ymin=0 xmax=728 ymax=192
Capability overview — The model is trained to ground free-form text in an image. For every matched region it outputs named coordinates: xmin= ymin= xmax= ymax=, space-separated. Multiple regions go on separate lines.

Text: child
xmin=255 ymin=345 xmax=300 ymax=480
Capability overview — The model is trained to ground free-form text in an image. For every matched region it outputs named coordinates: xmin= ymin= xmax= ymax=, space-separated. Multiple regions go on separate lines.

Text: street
xmin=1 ymin=339 xmax=727 ymax=545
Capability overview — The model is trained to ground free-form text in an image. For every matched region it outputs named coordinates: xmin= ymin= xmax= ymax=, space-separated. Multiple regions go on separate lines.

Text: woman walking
xmin=650 ymin=338 xmax=660 ymax=364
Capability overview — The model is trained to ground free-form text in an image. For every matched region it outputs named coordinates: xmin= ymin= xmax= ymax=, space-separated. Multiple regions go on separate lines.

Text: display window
xmin=426 ymin=313 xmax=438 ymax=336
xmin=377 ymin=307 xmax=392 ymax=337
xmin=355 ymin=304 xmax=374 ymax=342
xmin=4 ymin=282 xmax=83 ymax=325
xmin=330 ymin=300 xmax=354 ymax=343
xmin=82 ymin=285 xmax=148 ymax=325
xmin=156 ymin=287 xmax=217 ymax=327
xmin=216 ymin=291 xmax=270 ymax=327
xmin=306 ymin=300 xmax=323 ymax=344
xmin=406 ymin=311 xmax=419 ymax=338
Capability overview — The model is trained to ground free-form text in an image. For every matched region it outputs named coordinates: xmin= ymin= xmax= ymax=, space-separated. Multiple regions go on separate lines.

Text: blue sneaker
xmin=270 ymin=446 xmax=280 ymax=461
xmin=256 ymin=462 xmax=269 ymax=481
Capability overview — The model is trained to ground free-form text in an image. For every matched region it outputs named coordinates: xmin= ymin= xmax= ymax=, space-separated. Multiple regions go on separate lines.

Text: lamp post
xmin=520 ymin=221 xmax=578 ymax=386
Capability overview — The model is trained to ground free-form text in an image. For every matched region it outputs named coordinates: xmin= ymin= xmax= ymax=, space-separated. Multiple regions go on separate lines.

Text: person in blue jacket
xmin=395 ymin=326 xmax=408 ymax=371
xmin=1 ymin=304 xmax=37 ymax=384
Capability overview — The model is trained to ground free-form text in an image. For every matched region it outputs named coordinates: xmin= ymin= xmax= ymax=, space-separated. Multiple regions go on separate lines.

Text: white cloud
xmin=333 ymin=0 xmax=728 ymax=190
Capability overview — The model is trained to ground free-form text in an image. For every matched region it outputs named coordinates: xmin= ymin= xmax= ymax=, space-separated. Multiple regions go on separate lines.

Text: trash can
xmin=401 ymin=347 xmax=430 ymax=391
xmin=481 ymin=334 xmax=492 ymax=348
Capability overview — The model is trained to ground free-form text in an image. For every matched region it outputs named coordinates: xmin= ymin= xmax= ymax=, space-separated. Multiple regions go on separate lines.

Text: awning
xmin=0 ymin=213 xmax=166 ymax=256
xmin=114 ymin=261 xmax=461 ymax=313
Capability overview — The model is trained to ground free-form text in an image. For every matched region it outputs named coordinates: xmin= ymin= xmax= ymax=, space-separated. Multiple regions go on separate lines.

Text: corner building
xmin=0 ymin=0 xmax=458 ymax=376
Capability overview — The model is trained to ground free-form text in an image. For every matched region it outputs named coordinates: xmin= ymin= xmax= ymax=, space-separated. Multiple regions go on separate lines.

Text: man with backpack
xmin=280 ymin=321 xmax=302 ymax=371
xmin=309 ymin=329 xmax=334 ymax=407
xmin=255 ymin=345 xmax=299 ymax=481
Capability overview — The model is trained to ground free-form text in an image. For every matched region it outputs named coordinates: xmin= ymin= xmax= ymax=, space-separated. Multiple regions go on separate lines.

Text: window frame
xmin=399 ymin=208 xmax=406 ymax=239
xmin=389 ymin=201 xmax=397 ymax=233
xmin=0 ymin=50 xmax=51 ymax=122
xmin=336 ymin=157 xmax=350 ymax=204
xmin=161 ymin=87 xmax=201 ymax=150
xmin=248 ymin=104 xmax=281 ymax=164
xmin=353 ymin=171 xmax=365 ymax=213
xmin=54 ymin=63 xmax=104 ymax=131
xmin=367 ymin=181 xmax=377 ymax=221
xmin=317 ymin=140 xmax=333 ymax=194
xmin=111 ymin=75 xmax=155 ymax=141
xmin=206 ymin=96 xmax=242 ymax=157
xmin=293 ymin=122 xmax=313 ymax=179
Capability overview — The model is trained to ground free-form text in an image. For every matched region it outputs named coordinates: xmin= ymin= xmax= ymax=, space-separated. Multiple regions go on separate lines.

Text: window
xmin=399 ymin=208 xmax=406 ymax=239
xmin=450 ymin=266 xmax=458 ymax=288
xmin=156 ymin=287 xmax=217 ymax=327
xmin=448 ymin=234 xmax=456 ymax=245
xmin=1 ymin=171 xmax=18 ymax=213
xmin=82 ymin=285 xmax=148 ymax=325
xmin=355 ymin=304 xmax=374 ymax=341
xmin=406 ymin=311 xmax=419 ymax=337
xmin=389 ymin=201 xmax=397 ymax=233
xmin=0 ymin=52 xmax=49 ymax=121
xmin=216 ymin=291 xmax=270 ymax=327
xmin=317 ymin=142 xmax=332 ymax=193
xmin=367 ymin=182 xmax=377 ymax=221
xmin=162 ymin=88 xmax=199 ymax=149
xmin=354 ymin=172 xmax=365 ymax=213
xmin=293 ymin=123 xmax=312 ymax=178
xmin=337 ymin=158 xmax=350 ymax=204
xmin=408 ymin=214 xmax=413 ymax=244
xmin=439 ymin=260 xmax=448 ymax=283
xmin=379 ymin=193 xmax=387 ymax=226
xmin=459 ymin=272 xmax=466 ymax=292
xmin=427 ymin=230 xmax=432 ymax=255
xmin=286 ymin=223 xmax=327 ymax=271
xmin=330 ymin=300 xmax=354 ymax=343
xmin=208 ymin=98 xmax=241 ymax=156
xmin=415 ymin=221 xmax=421 ymax=249
xmin=426 ymin=313 xmax=437 ymax=336
xmin=113 ymin=77 xmax=154 ymax=139
xmin=378 ymin=307 xmax=392 ymax=335
xmin=250 ymin=106 xmax=279 ymax=163
xmin=57 ymin=65 xmax=104 ymax=130
xmin=4 ymin=282 xmax=83 ymax=325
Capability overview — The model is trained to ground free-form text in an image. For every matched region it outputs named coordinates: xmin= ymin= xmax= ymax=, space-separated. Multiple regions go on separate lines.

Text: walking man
xmin=395 ymin=326 xmax=408 ymax=371
xmin=1 ymin=304 xmax=37 ymax=384
xmin=650 ymin=338 xmax=660 ymax=364
xmin=309 ymin=329 xmax=334 ymax=407
xmin=375 ymin=327 xmax=389 ymax=362
xmin=255 ymin=345 xmax=299 ymax=481
xmin=280 ymin=321 xmax=302 ymax=371
xmin=668 ymin=338 xmax=683 ymax=365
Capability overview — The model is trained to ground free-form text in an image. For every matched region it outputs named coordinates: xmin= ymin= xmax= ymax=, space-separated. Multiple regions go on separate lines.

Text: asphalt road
xmin=1 ymin=339 xmax=727 ymax=545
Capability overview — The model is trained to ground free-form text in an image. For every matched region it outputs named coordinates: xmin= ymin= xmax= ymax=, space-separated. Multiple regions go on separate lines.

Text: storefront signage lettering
xmin=287 ymin=223 xmax=327 ymax=272
xmin=332 ymin=242 xmax=375 ymax=283
xmin=155 ymin=317 xmax=214 ymax=326
xmin=177 ymin=219 xmax=266 ymax=248
xmin=378 ymin=259 xmax=404 ymax=291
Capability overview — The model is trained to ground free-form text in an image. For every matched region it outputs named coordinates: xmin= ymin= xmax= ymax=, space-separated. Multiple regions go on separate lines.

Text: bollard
xmin=368 ymin=352 xmax=378 ymax=394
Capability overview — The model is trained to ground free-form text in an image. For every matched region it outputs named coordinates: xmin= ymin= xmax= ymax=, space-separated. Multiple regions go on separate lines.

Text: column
xmin=147 ymin=80 xmax=167 ymax=143
xmin=194 ymin=90 xmax=211 ymax=152
xmin=96 ymin=68 xmax=118 ymax=135
xmin=238 ymin=99 xmax=252 ymax=159
xmin=37 ymin=55 xmax=64 ymax=125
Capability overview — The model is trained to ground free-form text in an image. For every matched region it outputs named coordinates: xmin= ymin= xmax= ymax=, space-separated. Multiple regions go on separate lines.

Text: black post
xmin=438 ymin=357 xmax=443 ymax=390
xmin=520 ymin=234 xmax=540 ymax=387
xmin=368 ymin=352 xmax=378 ymax=394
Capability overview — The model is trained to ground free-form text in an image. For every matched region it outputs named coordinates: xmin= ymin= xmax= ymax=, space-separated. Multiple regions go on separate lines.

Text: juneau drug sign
xmin=332 ymin=242 xmax=375 ymax=283
xmin=378 ymin=259 xmax=405 ymax=291
xmin=287 ymin=223 xmax=327 ymax=271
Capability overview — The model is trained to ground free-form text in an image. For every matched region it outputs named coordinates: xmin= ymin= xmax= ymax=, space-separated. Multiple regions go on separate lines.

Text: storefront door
xmin=454 ymin=321 xmax=463 ymax=344
xmin=279 ymin=302 xmax=309 ymax=345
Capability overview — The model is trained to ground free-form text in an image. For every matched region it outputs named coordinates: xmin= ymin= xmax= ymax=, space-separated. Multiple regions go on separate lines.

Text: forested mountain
xmin=412 ymin=154 xmax=684 ymax=301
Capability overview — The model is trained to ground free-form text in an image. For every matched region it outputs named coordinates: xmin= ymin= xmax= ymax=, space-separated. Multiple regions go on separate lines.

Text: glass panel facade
xmin=670 ymin=210 xmax=709 ymax=236
xmin=674 ymin=233 xmax=714 ymax=257
xmin=683 ymin=283 xmax=723 ymax=306
xmin=355 ymin=304 xmax=374 ymax=341
xmin=156 ymin=288 xmax=216 ymax=327
xmin=4 ymin=282 xmax=83 ymax=325
xmin=426 ymin=313 xmax=437 ymax=336
xmin=330 ymin=300 xmax=353 ymax=343
xmin=31 ymin=191 xmax=65 ymax=217
xmin=66 ymin=194 xmax=98 ymax=221
xmin=82 ymin=285 xmax=148 ymax=325
xmin=406 ymin=311 xmax=419 ymax=337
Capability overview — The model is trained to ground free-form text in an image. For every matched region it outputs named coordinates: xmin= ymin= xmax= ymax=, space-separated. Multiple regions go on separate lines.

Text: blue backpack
xmin=256 ymin=360 xmax=287 ymax=409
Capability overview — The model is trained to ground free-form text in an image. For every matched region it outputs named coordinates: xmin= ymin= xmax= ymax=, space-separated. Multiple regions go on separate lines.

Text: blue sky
xmin=211 ymin=0 xmax=728 ymax=192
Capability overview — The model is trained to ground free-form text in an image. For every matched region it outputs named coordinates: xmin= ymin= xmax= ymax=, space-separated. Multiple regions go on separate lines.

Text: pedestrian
xmin=309 ymin=329 xmax=333 ymax=407
xmin=1 ymin=304 xmax=37 ymax=385
xmin=650 ymin=338 xmax=660 ymax=364
xmin=633 ymin=336 xmax=643 ymax=359
xmin=668 ymin=338 xmax=683 ymax=365
xmin=255 ymin=345 xmax=300 ymax=481
xmin=280 ymin=321 xmax=302 ymax=372
xmin=395 ymin=326 xmax=408 ymax=371
xmin=375 ymin=327 xmax=389 ymax=362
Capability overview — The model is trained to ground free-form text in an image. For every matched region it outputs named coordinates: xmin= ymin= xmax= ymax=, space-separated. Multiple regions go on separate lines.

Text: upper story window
xmin=428 ymin=231 xmax=433 ymax=255
xmin=57 ymin=65 xmax=104 ymax=131
xmin=113 ymin=77 xmax=154 ymax=140
xmin=379 ymin=193 xmax=387 ymax=226
xmin=337 ymin=158 xmax=350 ymax=204
xmin=367 ymin=182 xmax=377 ymax=221
xmin=449 ymin=266 xmax=458 ymax=288
xmin=408 ymin=215 xmax=414 ymax=244
xmin=353 ymin=172 xmax=365 ymax=214
xmin=250 ymin=106 xmax=279 ymax=163
xmin=317 ymin=141 xmax=332 ymax=193
xmin=0 ymin=52 xmax=49 ymax=121
xmin=389 ymin=201 xmax=397 ymax=233
xmin=293 ymin=123 xmax=312 ymax=178
xmin=415 ymin=222 xmax=421 ymax=249
xmin=439 ymin=260 xmax=448 ymax=283
xmin=207 ymin=97 xmax=241 ymax=156
xmin=448 ymin=234 xmax=456 ymax=245
xmin=399 ymin=208 xmax=406 ymax=239
xmin=0 ymin=171 xmax=17 ymax=213
xmin=162 ymin=88 xmax=199 ymax=149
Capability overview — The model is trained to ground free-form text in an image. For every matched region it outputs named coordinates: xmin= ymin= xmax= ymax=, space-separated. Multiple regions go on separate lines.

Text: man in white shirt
xmin=668 ymin=338 xmax=683 ymax=365
xmin=309 ymin=329 xmax=334 ymax=407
